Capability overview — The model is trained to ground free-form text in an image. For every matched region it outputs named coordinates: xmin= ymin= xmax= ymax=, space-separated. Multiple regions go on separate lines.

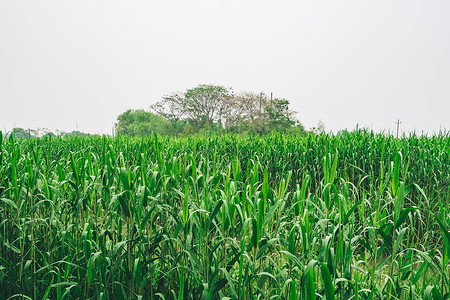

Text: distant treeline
xmin=5 ymin=127 xmax=95 ymax=139
xmin=115 ymin=84 xmax=321 ymax=137
xmin=7 ymin=84 xmax=326 ymax=139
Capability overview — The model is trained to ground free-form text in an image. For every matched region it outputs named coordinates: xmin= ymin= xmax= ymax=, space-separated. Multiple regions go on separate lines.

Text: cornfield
xmin=1 ymin=130 xmax=450 ymax=299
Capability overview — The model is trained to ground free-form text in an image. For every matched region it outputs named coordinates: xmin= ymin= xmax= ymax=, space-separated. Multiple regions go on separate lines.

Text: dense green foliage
xmin=115 ymin=110 xmax=170 ymax=137
xmin=1 ymin=130 xmax=450 ymax=299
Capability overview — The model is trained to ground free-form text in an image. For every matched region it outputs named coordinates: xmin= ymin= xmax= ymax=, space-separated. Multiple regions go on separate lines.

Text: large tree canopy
xmin=151 ymin=84 xmax=231 ymax=126
xmin=115 ymin=109 xmax=169 ymax=136
xmin=221 ymin=91 xmax=265 ymax=132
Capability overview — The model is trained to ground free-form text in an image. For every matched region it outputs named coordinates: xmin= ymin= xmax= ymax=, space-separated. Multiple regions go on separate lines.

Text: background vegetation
xmin=8 ymin=84 xmax=310 ymax=139
xmin=117 ymin=84 xmax=305 ymax=137
xmin=1 ymin=130 xmax=450 ymax=299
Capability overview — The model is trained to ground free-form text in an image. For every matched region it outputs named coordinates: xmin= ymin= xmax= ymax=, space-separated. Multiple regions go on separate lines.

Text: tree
xmin=151 ymin=84 xmax=232 ymax=131
xmin=221 ymin=91 xmax=267 ymax=132
xmin=10 ymin=128 xmax=35 ymax=139
xmin=312 ymin=120 xmax=326 ymax=134
xmin=265 ymin=98 xmax=296 ymax=132
xmin=151 ymin=93 xmax=186 ymax=124
xmin=115 ymin=109 xmax=169 ymax=136
xmin=184 ymin=84 xmax=231 ymax=126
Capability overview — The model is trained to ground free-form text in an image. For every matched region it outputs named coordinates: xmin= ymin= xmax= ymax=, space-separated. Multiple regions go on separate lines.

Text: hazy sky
xmin=1 ymin=1 xmax=450 ymax=135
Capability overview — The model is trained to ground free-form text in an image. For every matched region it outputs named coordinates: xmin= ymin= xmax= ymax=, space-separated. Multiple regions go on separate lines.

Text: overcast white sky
xmin=1 ymin=1 xmax=449 ymax=135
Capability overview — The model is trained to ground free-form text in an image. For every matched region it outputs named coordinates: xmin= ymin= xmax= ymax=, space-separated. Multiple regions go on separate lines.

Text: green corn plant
xmin=2 ymin=131 xmax=450 ymax=298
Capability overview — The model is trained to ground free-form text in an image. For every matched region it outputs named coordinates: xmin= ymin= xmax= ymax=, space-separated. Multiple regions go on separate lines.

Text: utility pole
xmin=259 ymin=92 xmax=262 ymax=120
xmin=395 ymin=119 xmax=402 ymax=138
